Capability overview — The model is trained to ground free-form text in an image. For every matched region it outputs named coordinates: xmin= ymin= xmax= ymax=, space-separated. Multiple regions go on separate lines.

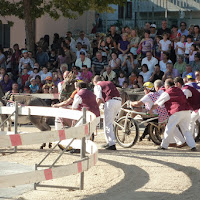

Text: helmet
xmin=143 ymin=82 xmax=154 ymax=90
xmin=187 ymin=73 xmax=195 ymax=80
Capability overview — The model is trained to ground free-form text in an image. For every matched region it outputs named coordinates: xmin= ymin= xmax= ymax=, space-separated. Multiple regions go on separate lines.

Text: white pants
xmin=189 ymin=110 xmax=200 ymax=138
xmin=170 ymin=127 xmax=186 ymax=145
xmin=161 ymin=110 xmax=196 ymax=149
xmin=104 ymin=99 xmax=122 ymax=146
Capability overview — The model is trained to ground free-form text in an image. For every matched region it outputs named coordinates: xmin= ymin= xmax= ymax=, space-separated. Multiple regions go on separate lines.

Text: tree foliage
xmin=0 ymin=0 xmax=125 ymax=22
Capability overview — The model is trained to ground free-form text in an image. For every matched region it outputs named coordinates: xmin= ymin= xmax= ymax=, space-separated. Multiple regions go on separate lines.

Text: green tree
xmin=0 ymin=0 xmax=125 ymax=52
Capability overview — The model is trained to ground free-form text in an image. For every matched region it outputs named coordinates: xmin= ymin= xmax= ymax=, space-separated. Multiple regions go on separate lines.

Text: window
xmin=0 ymin=24 xmax=10 ymax=48
xmin=118 ymin=2 xmax=132 ymax=19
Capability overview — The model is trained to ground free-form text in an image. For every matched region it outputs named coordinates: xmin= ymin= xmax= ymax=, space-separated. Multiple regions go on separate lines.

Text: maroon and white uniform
xmin=72 ymin=88 xmax=100 ymax=117
xmin=155 ymin=86 xmax=196 ymax=149
xmin=182 ymin=84 xmax=200 ymax=137
xmin=94 ymin=81 xmax=121 ymax=146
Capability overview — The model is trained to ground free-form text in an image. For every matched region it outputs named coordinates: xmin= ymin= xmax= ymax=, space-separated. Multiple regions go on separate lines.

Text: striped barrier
xmin=0 ymin=105 xmax=100 ymax=189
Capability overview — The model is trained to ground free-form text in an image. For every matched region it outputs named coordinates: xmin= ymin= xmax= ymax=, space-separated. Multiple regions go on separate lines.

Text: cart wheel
xmin=194 ymin=120 xmax=200 ymax=142
xmin=149 ymin=124 xmax=165 ymax=145
xmin=114 ymin=117 xmax=139 ymax=148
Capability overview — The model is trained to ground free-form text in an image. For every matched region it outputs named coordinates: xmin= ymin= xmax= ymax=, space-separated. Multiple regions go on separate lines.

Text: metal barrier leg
xmin=80 ymin=107 xmax=86 ymax=190
xmin=14 ymin=102 xmax=18 ymax=153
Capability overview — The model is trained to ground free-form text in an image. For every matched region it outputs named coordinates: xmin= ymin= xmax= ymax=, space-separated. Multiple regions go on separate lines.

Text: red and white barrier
xmin=0 ymin=105 xmax=100 ymax=188
xmin=0 ymin=140 xmax=98 ymax=188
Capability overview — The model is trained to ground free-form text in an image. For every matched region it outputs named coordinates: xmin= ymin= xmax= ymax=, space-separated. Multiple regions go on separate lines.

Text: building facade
xmin=101 ymin=0 xmax=200 ymax=31
xmin=0 ymin=11 xmax=95 ymax=49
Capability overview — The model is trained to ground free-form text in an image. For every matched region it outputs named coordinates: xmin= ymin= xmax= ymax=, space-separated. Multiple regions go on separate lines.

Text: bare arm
xmin=131 ymin=100 xmax=144 ymax=107
xmin=97 ymin=98 xmax=103 ymax=106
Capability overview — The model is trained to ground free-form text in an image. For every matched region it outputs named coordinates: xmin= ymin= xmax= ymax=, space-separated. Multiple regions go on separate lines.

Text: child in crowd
xmin=185 ymin=35 xmax=194 ymax=64
xmin=21 ymin=68 xmax=30 ymax=87
xmin=159 ymin=32 xmax=171 ymax=60
xmin=23 ymin=86 xmax=31 ymax=93
xmin=40 ymin=66 xmax=52 ymax=82
xmin=128 ymin=71 xmax=137 ymax=88
xmin=118 ymin=71 xmax=126 ymax=87
xmin=29 ymin=63 xmax=40 ymax=79
xmin=122 ymin=81 xmax=129 ymax=89
xmin=189 ymin=44 xmax=198 ymax=66
xmin=29 ymin=78 xmax=39 ymax=93
xmin=176 ymin=35 xmax=186 ymax=56
xmin=154 ymin=36 xmax=162 ymax=61
xmin=45 ymin=76 xmax=55 ymax=88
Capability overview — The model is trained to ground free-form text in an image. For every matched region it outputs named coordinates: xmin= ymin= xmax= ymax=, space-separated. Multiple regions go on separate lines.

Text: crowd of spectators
xmin=1 ymin=20 xmax=200 ymax=98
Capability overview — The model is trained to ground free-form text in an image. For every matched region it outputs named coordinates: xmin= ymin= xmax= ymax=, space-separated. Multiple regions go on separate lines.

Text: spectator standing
xmin=92 ymin=52 xmax=108 ymax=75
xmin=0 ymin=47 xmax=6 ymax=69
xmin=159 ymin=33 xmax=171 ymax=60
xmin=189 ymin=44 xmax=198 ymax=66
xmin=36 ymin=46 xmax=49 ymax=67
xmin=193 ymin=25 xmax=200 ymax=45
xmin=150 ymin=24 xmax=157 ymax=40
xmin=21 ymin=68 xmax=30 ymax=87
xmin=178 ymin=22 xmax=189 ymax=36
xmin=18 ymin=50 xmax=34 ymax=74
xmin=185 ymin=35 xmax=194 ymax=64
xmin=62 ymin=44 xmax=76 ymax=70
xmin=66 ymin=31 xmax=76 ymax=53
xmin=175 ymin=35 xmax=186 ymax=56
xmin=141 ymin=51 xmax=158 ymax=73
xmin=108 ymin=25 xmax=122 ymax=44
xmin=153 ymin=36 xmax=162 ymax=61
xmin=140 ymin=30 xmax=153 ymax=59
xmin=11 ymin=44 xmax=21 ymax=77
xmin=75 ymin=51 xmax=91 ymax=69
xmin=157 ymin=20 xmax=171 ymax=36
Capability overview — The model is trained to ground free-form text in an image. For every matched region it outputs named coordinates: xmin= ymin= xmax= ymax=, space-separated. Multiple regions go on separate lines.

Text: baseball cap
xmin=150 ymin=24 xmax=157 ymax=28
xmin=143 ymin=82 xmax=154 ymax=90
xmin=33 ymin=65 xmax=39 ymax=69
xmin=30 ymin=78 xmax=35 ymax=82
xmin=22 ymin=50 xmax=28 ymax=54
xmin=45 ymin=76 xmax=52 ymax=81
xmin=187 ymin=73 xmax=195 ymax=79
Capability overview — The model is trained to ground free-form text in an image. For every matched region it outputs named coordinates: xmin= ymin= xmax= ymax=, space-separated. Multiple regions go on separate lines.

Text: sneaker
xmin=105 ymin=145 xmax=117 ymax=150
xmin=101 ymin=143 xmax=109 ymax=148
xmin=191 ymin=147 xmax=197 ymax=152
xmin=157 ymin=146 xmax=167 ymax=150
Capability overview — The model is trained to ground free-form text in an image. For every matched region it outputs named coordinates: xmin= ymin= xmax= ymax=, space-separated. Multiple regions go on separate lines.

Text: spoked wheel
xmin=114 ymin=117 xmax=139 ymax=148
xmin=194 ymin=120 xmax=200 ymax=142
xmin=149 ymin=123 xmax=165 ymax=145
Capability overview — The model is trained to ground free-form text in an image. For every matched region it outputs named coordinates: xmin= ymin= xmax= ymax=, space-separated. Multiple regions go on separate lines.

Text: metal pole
xmin=14 ymin=102 xmax=18 ymax=153
xmin=80 ymin=107 xmax=86 ymax=190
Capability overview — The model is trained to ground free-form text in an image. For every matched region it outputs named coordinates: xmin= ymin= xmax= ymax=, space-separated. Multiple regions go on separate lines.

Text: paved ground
xmin=0 ymin=161 xmax=33 ymax=200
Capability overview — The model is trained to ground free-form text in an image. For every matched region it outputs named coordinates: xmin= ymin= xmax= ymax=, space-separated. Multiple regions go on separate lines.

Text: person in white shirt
xmin=159 ymin=33 xmax=171 ymax=60
xmin=141 ymin=51 xmax=158 ymax=73
xmin=185 ymin=35 xmax=194 ymax=64
xmin=159 ymin=52 xmax=172 ymax=73
xmin=175 ymin=35 xmax=186 ymax=56
xmin=76 ymin=31 xmax=90 ymax=51
xmin=40 ymin=66 xmax=52 ymax=82
xmin=66 ymin=31 xmax=76 ymax=53
xmin=18 ymin=50 xmax=34 ymax=74
xmin=76 ymin=42 xmax=87 ymax=59
xmin=75 ymin=51 xmax=91 ymax=69
xmin=139 ymin=64 xmax=152 ymax=83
